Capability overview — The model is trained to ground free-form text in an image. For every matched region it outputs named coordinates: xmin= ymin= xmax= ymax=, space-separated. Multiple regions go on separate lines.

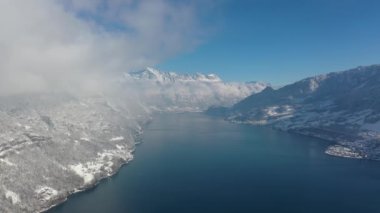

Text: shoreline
xmin=41 ymin=150 xmax=135 ymax=213
xmin=228 ymin=118 xmax=371 ymax=160
xmin=39 ymin=119 xmax=151 ymax=213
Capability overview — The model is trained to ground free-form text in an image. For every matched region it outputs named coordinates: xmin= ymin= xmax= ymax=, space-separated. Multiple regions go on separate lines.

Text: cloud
xmin=0 ymin=0 xmax=209 ymax=96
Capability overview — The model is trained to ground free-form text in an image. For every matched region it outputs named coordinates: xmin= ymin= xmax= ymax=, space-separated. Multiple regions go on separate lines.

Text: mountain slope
xmin=222 ymin=65 xmax=380 ymax=159
xmin=0 ymin=93 xmax=149 ymax=212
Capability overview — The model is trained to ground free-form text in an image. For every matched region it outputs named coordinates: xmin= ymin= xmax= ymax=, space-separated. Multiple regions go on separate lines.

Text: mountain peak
xmin=127 ymin=67 xmax=222 ymax=83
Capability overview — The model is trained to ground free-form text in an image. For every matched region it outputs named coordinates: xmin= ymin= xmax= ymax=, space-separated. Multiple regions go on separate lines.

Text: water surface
xmin=50 ymin=113 xmax=380 ymax=213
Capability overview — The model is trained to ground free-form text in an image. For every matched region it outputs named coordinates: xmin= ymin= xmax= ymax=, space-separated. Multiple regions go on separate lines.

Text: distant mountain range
xmin=207 ymin=64 xmax=380 ymax=160
xmin=128 ymin=67 xmax=223 ymax=82
xmin=123 ymin=67 xmax=268 ymax=112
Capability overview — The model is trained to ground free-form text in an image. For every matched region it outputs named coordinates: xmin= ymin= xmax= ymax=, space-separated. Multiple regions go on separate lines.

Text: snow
xmin=125 ymin=67 xmax=268 ymax=112
xmin=265 ymin=105 xmax=294 ymax=117
xmin=325 ymin=145 xmax=363 ymax=159
xmin=116 ymin=145 xmax=124 ymax=150
xmin=0 ymin=158 xmax=16 ymax=167
xmin=35 ymin=186 xmax=58 ymax=202
xmin=5 ymin=190 xmax=20 ymax=205
xmin=69 ymin=164 xmax=96 ymax=185
xmin=227 ymin=64 xmax=380 ymax=160
xmin=131 ymin=67 xmax=223 ymax=83
xmin=110 ymin=136 xmax=124 ymax=141
xmin=0 ymin=83 xmax=147 ymax=212
xmin=69 ymin=148 xmax=134 ymax=185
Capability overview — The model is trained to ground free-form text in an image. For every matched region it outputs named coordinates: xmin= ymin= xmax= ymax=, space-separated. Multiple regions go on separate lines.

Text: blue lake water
xmin=49 ymin=113 xmax=380 ymax=213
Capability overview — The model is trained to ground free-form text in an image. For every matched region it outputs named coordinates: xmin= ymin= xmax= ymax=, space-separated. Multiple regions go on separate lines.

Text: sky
xmin=157 ymin=0 xmax=380 ymax=85
xmin=0 ymin=0 xmax=207 ymax=95
xmin=1 ymin=0 xmax=380 ymax=96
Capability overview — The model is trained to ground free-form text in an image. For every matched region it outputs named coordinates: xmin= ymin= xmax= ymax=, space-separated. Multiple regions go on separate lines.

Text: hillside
xmin=211 ymin=65 xmax=380 ymax=159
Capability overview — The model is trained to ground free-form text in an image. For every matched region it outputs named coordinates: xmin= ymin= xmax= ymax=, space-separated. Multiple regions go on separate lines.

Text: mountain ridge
xmin=128 ymin=67 xmax=223 ymax=83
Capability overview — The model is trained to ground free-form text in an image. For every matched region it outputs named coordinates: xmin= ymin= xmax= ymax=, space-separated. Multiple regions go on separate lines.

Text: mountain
xmin=0 ymin=93 xmax=149 ymax=212
xmin=128 ymin=67 xmax=222 ymax=83
xmin=123 ymin=67 xmax=268 ymax=112
xmin=211 ymin=64 xmax=380 ymax=160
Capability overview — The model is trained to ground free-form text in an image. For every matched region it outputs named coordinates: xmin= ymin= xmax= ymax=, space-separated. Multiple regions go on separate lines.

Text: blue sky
xmin=157 ymin=0 xmax=380 ymax=85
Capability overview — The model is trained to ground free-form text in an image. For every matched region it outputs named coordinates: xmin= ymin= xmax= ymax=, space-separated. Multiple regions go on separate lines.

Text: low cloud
xmin=0 ymin=0 xmax=209 ymax=96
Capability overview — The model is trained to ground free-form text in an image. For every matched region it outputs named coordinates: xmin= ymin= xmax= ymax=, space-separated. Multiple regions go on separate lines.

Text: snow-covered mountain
xmin=0 ymin=93 xmax=149 ymax=212
xmin=123 ymin=67 xmax=268 ymax=112
xmin=209 ymin=65 xmax=380 ymax=160
xmin=128 ymin=67 xmax=223 ymax=83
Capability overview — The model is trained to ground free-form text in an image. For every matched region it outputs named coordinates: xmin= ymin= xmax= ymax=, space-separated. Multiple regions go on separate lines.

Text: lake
xmin=49 ymin=113 xmax=380 ymax=213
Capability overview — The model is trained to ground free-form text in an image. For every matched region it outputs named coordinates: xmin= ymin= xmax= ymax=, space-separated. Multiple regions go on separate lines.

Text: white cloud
xmin=0 ymin=0 xmax=208 ymax=96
